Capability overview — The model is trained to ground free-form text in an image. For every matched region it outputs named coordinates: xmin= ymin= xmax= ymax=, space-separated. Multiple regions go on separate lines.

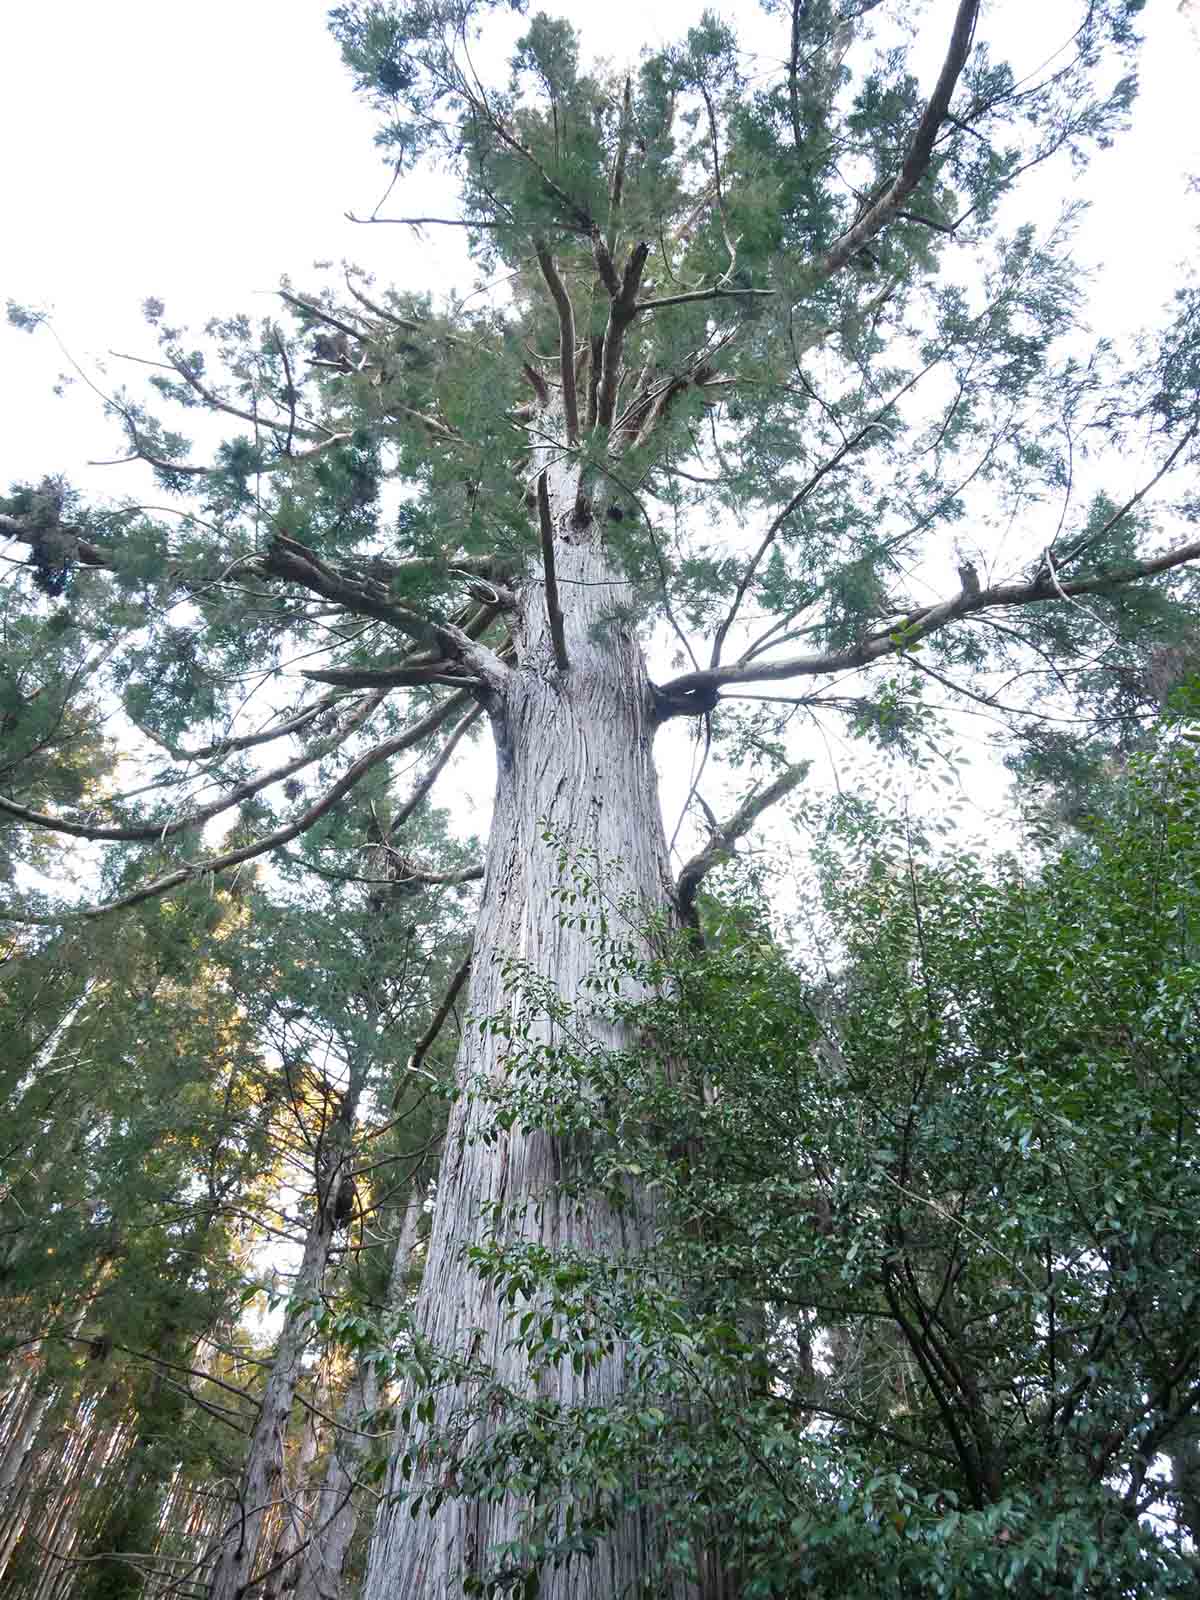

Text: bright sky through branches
xmin=1 ymin=0 xmax=1197 ymax=855
xmin=2 ymin=0 xmax=1197 ymax=496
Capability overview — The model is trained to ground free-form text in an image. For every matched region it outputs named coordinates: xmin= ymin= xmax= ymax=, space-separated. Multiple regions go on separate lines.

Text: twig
xmin=396 ymin=947 xmax=474 ymax=1106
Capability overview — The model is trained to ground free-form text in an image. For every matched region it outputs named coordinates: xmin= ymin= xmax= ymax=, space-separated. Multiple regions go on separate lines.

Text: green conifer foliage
xmin=1 ymin=1 xmax=1198 ymax=1592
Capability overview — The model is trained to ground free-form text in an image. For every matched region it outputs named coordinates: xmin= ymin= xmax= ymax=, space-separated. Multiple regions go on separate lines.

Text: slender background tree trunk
xmin=208 ymin=1167 xmax=346 ymax=1600
xmin=294 ymin=1191 xmax=424 ymax=1600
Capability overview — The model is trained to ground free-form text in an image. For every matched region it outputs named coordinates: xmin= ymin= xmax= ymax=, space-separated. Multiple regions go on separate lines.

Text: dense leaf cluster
xmin=398 ymin=725 xmax=1200 ymax=1596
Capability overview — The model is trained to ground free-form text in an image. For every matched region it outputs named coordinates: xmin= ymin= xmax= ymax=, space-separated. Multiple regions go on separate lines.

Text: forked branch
xmin=262 ymin=535 xmax=510 ymax=693
xmin=676 ymin=762 xmax=810 ymax=927
xmin=0 ymin=692 xmax=385 ymax=845
xmin=661 ymin=533 xmax=1200 ymax=703
xmin=535 ymin=242 xmax=580 ymax=444
xmin=0 ymin=694 xmax=474 ymax=924
xmin=594 ymin=239 xmax=650 ymax=428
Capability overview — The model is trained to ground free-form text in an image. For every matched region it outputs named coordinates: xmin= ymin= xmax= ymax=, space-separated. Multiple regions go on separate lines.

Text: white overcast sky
xmin=1 ymin=0 xmax=1198 ymax=862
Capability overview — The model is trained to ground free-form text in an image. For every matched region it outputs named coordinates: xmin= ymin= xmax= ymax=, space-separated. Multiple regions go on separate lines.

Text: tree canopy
xmin=2 ymin=0 xmax=1199 ymax=1595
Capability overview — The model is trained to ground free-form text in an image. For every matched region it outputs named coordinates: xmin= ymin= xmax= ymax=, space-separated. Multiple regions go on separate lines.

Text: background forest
xmin=2 ymin=1 xmax=1200 ymax=1596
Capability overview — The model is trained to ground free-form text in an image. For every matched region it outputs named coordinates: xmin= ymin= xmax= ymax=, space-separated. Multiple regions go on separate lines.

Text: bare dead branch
xmin=346 ymin=211 xmax=506 ymax=228
xmin=1051 ymin=419 xmax=1200 ymax=572
xmin=633 ymin=284 xmax=774 ymax=315
xmin=536 ymin=471 xmax=570 ymax=673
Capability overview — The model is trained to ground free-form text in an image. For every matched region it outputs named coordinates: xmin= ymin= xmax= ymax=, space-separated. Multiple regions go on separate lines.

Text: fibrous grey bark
xmin=363 ymin=475 xmax=690 ymax=1598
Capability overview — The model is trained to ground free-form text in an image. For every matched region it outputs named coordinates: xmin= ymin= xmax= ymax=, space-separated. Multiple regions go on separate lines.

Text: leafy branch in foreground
xmin=406 ymin=723 xmax=1200 ymax=1597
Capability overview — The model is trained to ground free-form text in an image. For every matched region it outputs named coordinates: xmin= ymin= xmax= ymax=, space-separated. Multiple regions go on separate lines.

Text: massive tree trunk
xmin=364 ymin=511 xmax=688 ymax=1597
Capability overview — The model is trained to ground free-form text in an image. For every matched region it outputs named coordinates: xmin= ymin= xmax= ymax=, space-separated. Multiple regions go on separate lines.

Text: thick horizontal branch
xmin=262 ymin=534 xmax=440 ymax=639
xmin=0 ymin=693 xmax=473 ymax=925
xmin=261 ymin=535 xmax=510 ymax=693
xmin=822 ymin=0 xmax=979 ymax=278
xmin=662 ymin=535 xmax=1200 ymax=701
xmin=298 ymin=595 xmax=510 ymax=691
xmin=676 ymin=762 xmax=809 ymax=927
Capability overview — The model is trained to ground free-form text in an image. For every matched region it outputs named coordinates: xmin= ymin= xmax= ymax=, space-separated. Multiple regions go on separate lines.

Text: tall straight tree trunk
xmin=294 ymin=1190 xmax=423 ymax=1600
xmin=261 ymin=1383 xmax=321 ymax=1600
xmin=208 ymin=1162 xmax=348 ymax=1600
xmin=364 ymin=503 xmax=691 ymax=1598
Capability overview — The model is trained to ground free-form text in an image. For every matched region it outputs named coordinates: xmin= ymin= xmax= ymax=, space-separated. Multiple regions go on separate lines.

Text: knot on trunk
xmin=650 ymin=678 xmax=719 ymax=722
xmin=331 ymin=1174 xmax=356 ymax=1230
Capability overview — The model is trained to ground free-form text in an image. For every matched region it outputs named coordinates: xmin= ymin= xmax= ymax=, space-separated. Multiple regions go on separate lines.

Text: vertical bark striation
xmin=365 ymin=515 xmax=687 ymax=1597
